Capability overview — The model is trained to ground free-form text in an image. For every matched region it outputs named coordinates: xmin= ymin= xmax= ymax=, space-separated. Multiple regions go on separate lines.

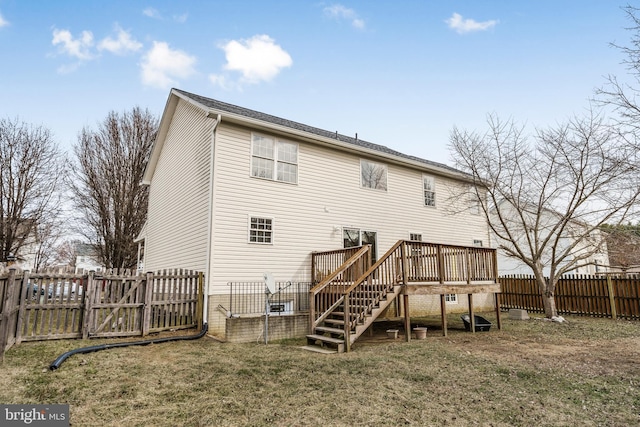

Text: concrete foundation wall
xmin=225 ymin=314 xmax=309 ymax=343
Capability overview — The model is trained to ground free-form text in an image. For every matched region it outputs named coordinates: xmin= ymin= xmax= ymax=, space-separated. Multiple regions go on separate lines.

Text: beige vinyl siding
xmin=144 ymin=100 xmax=212 ymax=271
xmin=208 ymin=122 xmax=490 ymax=293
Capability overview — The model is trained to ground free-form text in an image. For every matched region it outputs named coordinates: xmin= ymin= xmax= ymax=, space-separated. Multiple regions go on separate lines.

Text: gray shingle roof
xmin=174 ymin=88 xmax=462 ymax=175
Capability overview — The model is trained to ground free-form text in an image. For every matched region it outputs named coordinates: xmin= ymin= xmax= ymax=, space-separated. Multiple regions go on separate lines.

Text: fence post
xmin=606 ymin=275 xmax=617 ymax=320
xmin=142 ymin=272 xmax=154 ymax=336
xmin=82 ymin=271 xmax=96 ymax=340
xmin=196 ymin=271 xmax=204 ymax=330
xmin=1 ymin=269 xmax=18 ymax=361
xmin=15 ymin=270 xmax=30 ymax=344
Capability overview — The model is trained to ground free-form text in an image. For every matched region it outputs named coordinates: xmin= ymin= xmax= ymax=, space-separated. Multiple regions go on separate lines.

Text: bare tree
xmin=53 ymin=239 xmax=78 ymax=270
xmin=596 ymin=5 xmax=640 ymax=134
xmin=0 ymin=117 xmax=64 ymax=263
xmin=449 ymin=113 xmax=640 ymax=318
xmin=31 ymin=215 xmax=64 ymax=272
xmin=71 ymin=107 xmax=157 ymax=270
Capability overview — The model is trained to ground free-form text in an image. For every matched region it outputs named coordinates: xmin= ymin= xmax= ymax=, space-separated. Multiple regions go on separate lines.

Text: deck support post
xmin=468 ymin=293 xmax=475 ymax=334
xmin=440 ymin=294 xmax=447 ymax=336
xmin=494 ymin=292 xmax=502 ymax=330
xmin=403 ymin=292 xmax=410 ymax=342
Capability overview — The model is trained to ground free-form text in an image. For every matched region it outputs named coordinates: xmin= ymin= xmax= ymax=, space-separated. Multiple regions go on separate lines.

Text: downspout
xmin=203 ymin=114 xmax=221 ymax=328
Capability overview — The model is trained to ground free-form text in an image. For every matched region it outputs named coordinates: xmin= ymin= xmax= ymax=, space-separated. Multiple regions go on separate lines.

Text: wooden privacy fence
xmin=500 ymin=274 xmax=640 ymax=320
xmin=1 ymin=269 xmax=203 ymax=360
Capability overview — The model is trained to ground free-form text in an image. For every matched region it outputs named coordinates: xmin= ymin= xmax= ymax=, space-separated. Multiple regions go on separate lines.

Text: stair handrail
xmin=309 ymin=245 xmax=371 ymax=329
xmin=342 ymin=240 xmax=406 ymax=349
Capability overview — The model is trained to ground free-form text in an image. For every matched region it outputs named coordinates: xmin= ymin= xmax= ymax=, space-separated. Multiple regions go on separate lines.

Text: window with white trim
xmin=423 ymin=175 xmax=435 ymax=206
xmin=444 ymin=294 xmax=458 ymax=304
xmin=251 ymin=134 xmax=298 ymax=184
xmin=473 ymin=239 xmax=483 ymax=247
xmin=249 ymin=217 xmax=273 ymax=244
xmin=409 ymin=233 xmax=422 ymax=241
xmin=361 ymin=160 xmax=387 ymax=190
xmin=470 ymin=186 xmax=481 ymax=214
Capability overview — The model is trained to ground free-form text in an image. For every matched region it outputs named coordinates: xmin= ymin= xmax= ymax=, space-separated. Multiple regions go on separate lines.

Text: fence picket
xmin=500 ymin=274 xmax=640 ymax=319
xmin=0 ymin=269 xmax=203 ymax=359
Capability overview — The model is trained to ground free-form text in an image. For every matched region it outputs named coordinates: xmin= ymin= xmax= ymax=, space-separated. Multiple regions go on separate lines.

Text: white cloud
xmin=141 ymin=41 xmax=197 ymax=89
xmin=324 ymin=4 xmax=365 ymax=30
xmin=0 ymin=11 xmax=9 ymax=28
xmin=174 ymin=13 xmax=188 ymax=23
xmin=98 ymin=25 xmax=142 ymax=55
xmin=217 ymin=35 xmax=292 ymax=85
xmin=143 ymin=7 xmax=161 ymax=19
xmin=209 ymin=74 xmax=234 ymax=91
xmin=446 ymin=13 xmax=498 ymax=34
xmin=52 ymin=29 xmax=95 ymax=60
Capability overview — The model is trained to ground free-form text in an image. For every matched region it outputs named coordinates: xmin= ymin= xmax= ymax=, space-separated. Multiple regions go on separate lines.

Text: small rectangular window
xmin=473 ymin=240 xmax=483 ymax=247
xmin=409 ymin=233 xmax=422 ymax=241
xmin=445 ymin=294 xmax=458 ymax=304
xmin=423 ymin=175 xmax=435 ymax=207
xmin=361 ymin=160 xmax=387 ymax=190
xmin=470 ymin=186 xmax=481 ymax=214
xmin=251 ymin=134 xmax=298 ymax=183
xmin=249 ymin=217 xmax=273 ymax=244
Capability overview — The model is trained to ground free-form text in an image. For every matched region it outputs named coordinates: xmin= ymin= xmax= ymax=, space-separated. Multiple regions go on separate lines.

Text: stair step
xmin=324 ymin=318 xmax=344 ymax=326
xmin=315 ymin=326 xmax=344 ymax=335
xmin=306 ymin=334 xmax=345 ymax=345
xmin=300 ymin=345 xmax=337 ymax=355
xmin=306 ymin=334 xmax=345 ymax=353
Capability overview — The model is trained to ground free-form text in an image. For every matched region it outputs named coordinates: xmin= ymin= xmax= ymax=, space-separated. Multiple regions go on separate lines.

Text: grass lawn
xmin=1 ymin=312 xmax=639 ymax=426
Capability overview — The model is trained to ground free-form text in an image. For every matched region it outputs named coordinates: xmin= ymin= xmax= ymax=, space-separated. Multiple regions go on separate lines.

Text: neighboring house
xmin=493 ymin=203 xmax=610 ymax=276
xmin=602 ymin=229 xmax=640 ymax=274
xmin=73 ymin=243 xmax=104 ymax=274
xmin=139 ymin=89 xmax=494 ymax=340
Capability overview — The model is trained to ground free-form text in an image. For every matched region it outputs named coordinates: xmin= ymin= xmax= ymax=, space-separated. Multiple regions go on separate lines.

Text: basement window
xmin=445 ymin=294 xmax=458 ymax=304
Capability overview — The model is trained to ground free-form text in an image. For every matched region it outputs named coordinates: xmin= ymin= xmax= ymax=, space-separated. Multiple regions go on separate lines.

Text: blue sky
xmin=0 ymin=1 xmax=636 ymax=165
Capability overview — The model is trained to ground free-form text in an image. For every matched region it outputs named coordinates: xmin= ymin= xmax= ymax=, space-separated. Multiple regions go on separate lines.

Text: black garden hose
xmin=49 ymin=323 xmax=208 ymax=370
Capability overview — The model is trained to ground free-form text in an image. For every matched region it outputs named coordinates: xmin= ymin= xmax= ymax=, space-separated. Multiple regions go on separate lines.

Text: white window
xmin=473 ymin=240 xmax=483 ymax=247
xmin=249 ymin=217 xmax=273 ymax=244
xmin=469 ymin=186 xmax=481 ymax=214
xmin=361 ymin=160 xmax=387 ymax=190
xmin=423 ymin=175 xmax=435 ymax=207
xmin=251 ymin=134 xmax=298 ymax=184
xmin=409 ymin=233 xmax=422 ymax=241
xmin=445 ymin=294 xmax=458 ymax=304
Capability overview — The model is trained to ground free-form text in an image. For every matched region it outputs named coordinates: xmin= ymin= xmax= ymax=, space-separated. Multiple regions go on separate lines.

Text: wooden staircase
xmin=304 ymin=284 xmax=402 ymax=353
xmin=304 ymin=241 xmax=407 ymax=354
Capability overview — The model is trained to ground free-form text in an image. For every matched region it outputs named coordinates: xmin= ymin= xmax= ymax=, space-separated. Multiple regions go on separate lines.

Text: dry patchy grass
xmin=1 ymin=313 xmax=639 ymax=426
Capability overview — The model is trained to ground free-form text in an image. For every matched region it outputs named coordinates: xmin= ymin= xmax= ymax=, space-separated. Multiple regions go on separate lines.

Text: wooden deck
xmin=307 ymin=241 xmax=501 ymax=352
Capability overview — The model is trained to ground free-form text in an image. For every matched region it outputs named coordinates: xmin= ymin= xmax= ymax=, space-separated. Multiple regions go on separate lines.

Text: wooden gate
xmin=85 ymin=272 xmax=146 ymax=338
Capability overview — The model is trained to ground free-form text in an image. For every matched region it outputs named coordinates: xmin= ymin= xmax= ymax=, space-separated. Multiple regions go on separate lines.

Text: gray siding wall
xmin=144 ymin=100 xmax=212 ymax=272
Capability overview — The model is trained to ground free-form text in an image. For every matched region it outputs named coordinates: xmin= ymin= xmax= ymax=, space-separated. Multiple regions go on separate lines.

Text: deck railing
xmin=403 ymin=241 xmax=497 ymax=283
xmin=310 ymin=240 xmax=499 ymax=350
xmin=342 ymin=241 xmax=406 ymax=343
xmin=309 ymin=245 xmax=372 ymax=329
xmin=311 ymin=246 xmax=368 ymax=284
